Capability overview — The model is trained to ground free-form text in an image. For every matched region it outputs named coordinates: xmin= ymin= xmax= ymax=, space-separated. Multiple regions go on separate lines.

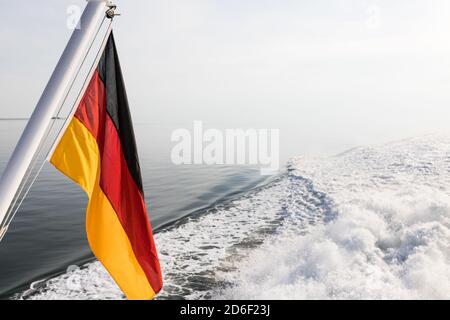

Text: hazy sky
xmin=1 ymin=0 xmax=450 ymax=157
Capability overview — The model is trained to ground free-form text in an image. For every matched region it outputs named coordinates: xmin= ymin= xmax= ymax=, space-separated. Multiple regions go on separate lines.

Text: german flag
xmin=50 ymin=33 xmax=163 ymax=300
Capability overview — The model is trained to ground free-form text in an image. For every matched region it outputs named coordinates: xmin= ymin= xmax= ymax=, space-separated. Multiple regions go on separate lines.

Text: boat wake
xmin=19 ymin=134 xmax=450 ymax=299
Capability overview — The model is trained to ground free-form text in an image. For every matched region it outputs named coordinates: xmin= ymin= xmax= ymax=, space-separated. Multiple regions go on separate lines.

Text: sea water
xmin=1 ymin=120 xmax=449 ymax=299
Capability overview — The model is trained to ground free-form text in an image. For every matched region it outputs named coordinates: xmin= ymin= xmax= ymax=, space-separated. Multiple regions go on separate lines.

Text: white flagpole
xmin=0 ymin=0 xmax=109 ymax=241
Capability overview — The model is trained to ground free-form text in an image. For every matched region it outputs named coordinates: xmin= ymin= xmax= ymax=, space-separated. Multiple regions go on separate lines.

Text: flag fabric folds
xmin=50 ymin=33 xmax=163 ymax=300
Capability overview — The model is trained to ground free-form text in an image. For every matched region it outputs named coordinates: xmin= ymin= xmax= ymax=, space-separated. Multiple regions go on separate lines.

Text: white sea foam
xmin=215 ymin=135 xmax=450 ymax=299
xmin=23 ymin=134 xmax=450 ymax=300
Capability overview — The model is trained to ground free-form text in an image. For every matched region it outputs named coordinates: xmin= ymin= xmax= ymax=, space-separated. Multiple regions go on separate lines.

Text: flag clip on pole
xmin=0 ymin=0 xmax=110 ymax=242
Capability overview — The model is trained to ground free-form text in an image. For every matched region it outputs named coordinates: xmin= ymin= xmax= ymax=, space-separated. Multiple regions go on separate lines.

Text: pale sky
xmin=1 ymin=0 xmax=450 ymax=157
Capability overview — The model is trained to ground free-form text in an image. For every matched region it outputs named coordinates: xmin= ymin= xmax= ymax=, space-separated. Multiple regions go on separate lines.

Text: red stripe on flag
xmin=74 ymin=72 xmax=104 ymax=139
xmin=99 ymin=115 xmax=162 ymax=293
